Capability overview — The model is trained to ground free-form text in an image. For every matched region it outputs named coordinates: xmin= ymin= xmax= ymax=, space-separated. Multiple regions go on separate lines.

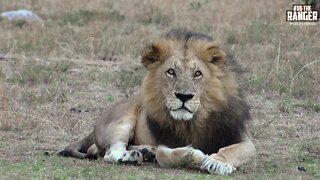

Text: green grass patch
xmin=12 ymin=20 xmax=27 ymax=28
xmin=296 ymin=140 xmax=320 ymax=177
xmin=138 ymin=7 xmax=172 ymax=26
xmin=0 ymin=153 xmax=220 ymax=179
xmin=107 ymin=94 xmax=115 ymax=104
xmin=60 ymin=10 xmax=104 ymax=26
xmin=7 ymin=61 xmax=72 ymax=85
xmin=278 ymin=96 xmax=320 ymax=113
xmin=60 ymin=9 xmax=124 ymax=26
xmin=98 ymin=68 xmax=145 ymax=93
xmin=225 ymin=30 xmax=239 ymax=44
xmin=245 ymin=21 xmax=275 ymax=44
xmin=244 ymin=49 xmax=317 ymax=101
xmin=0 ymin=68 xmax=5 ymax=79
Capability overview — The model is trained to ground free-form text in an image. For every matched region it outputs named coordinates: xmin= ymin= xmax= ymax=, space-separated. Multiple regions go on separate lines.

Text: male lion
xmin=59 ymin=30 xmax=256 ymax=175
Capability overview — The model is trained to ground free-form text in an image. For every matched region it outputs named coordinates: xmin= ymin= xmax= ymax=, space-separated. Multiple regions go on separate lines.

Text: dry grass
xmin=0 ymin=0 xmax=319 ymax=179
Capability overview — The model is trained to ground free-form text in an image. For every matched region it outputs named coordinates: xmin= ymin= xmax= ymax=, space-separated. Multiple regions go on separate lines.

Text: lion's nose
xmin=175 ymin=92 xmax=194 ymax=103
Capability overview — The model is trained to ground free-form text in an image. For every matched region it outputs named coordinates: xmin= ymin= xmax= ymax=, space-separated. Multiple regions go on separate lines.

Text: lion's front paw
xmin=200 ymin=156 xmax=236 ymax=175
xmin=118 ymin=150 xmax=143 ymax=166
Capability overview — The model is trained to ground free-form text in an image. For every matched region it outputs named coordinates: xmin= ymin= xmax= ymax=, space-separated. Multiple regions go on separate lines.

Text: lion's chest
xmin=146 ymin=115 xmax=244 ymax=154
xmin=147 ymin=118 xmax=217 ymax=154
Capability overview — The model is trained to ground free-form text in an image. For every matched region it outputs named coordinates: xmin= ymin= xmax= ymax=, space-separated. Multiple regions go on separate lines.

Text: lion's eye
xmin=166 ymin=69 xmax=175 ymax=77
xmin=194 ymin=71 xmax=202 ymax=79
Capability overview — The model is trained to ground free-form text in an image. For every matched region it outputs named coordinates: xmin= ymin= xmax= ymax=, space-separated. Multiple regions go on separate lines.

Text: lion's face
xmin=142 ymin=38 xmax=235 ymax=121
xmin=159 ymin=51 xmax=209 ymax=120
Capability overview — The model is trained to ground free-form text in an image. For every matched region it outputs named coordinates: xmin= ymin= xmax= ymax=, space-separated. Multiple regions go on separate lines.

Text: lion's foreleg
xmin=103 ymin=143 xmax=144 ymax=165
xmin=156 ymin=139 xmax=255 ymax=175
xmin=156 ymin=146 xmax=206 ymax=168
xmin=201 ymin=137 xmax=256 ymax=175
xmin=94 ymin=114 xmax=144 ymax=165
xmin=155 ymin=146 xmax=235 ymax=175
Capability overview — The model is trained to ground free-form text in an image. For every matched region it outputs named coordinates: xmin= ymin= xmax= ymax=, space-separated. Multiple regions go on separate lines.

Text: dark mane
xmin=147 ymin=95 xmax=250 ymax=154
xmin=165 ymin=29 xmax=213 ymax=42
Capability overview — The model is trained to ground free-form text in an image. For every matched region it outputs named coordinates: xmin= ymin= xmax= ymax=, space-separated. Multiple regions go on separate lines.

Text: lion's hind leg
xmin=58 ymin=132 xmax=97 ymax=160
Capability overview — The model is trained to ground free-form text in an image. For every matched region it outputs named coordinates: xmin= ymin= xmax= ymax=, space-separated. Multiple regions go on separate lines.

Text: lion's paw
xmin=118 ymin=150 xmax=143 ymax=165
xmin=103 ymin=149 xmax=123 ymax=163
xmin=139 ymin=147 xmax=156 ymax=162
xmin=200 ymin=156 xmax=236 ymax=175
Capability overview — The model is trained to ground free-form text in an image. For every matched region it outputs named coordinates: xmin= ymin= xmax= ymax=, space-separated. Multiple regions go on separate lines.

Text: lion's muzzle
xmin=167 ymin=92 xmax=200 ymax=121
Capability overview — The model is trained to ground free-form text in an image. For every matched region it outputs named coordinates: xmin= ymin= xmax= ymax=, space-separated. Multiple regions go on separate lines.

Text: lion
xmin=59 ymin=29 xmax=256 ymax=175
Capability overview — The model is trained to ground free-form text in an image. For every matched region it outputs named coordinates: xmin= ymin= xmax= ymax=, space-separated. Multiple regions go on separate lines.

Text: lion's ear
xmin=141 ymin=41 xmax=170 ymax=68
xmin=203 ymin=44 xmax=226 ymax=67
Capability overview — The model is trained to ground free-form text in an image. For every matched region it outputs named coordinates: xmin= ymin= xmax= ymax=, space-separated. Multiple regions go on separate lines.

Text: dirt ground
xmin=0 ymin=0 xmax=319 ymax=179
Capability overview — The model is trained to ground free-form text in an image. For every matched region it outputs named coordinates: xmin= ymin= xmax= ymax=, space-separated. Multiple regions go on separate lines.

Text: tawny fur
xmin=59 ymin=29 xmax=256 ymax=175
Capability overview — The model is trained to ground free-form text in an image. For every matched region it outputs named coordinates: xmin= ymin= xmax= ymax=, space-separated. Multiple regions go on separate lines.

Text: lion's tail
xmin=58 ymin=132 xmax=97 ymax=160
